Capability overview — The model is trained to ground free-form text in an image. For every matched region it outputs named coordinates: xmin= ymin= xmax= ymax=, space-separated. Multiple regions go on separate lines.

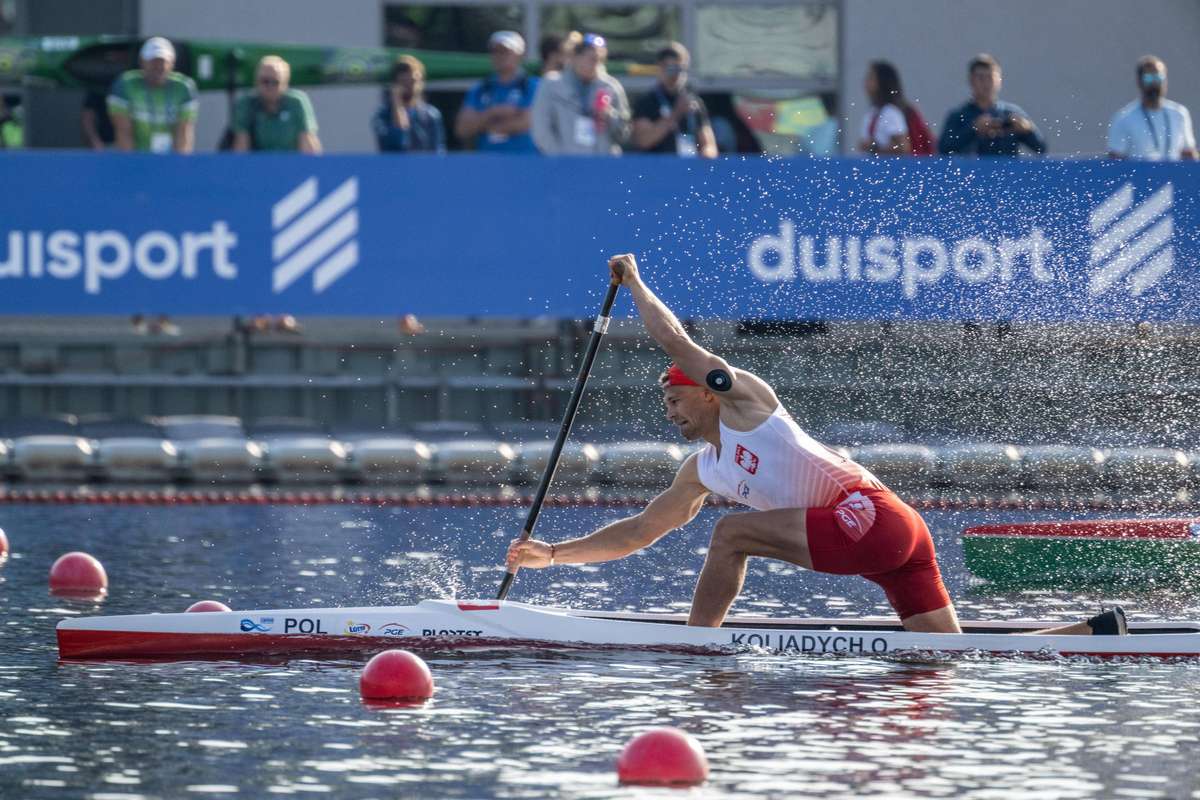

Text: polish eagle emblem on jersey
xmin=734 ymin=444 xmax=759 ymax=474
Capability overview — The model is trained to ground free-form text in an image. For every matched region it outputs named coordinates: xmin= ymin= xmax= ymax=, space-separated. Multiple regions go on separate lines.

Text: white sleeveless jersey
xmin=695 ymin=405 xmax=883 ymax=511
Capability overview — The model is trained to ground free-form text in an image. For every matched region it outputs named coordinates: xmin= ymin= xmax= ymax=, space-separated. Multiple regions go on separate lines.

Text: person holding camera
xmin=938 ymin=53 xmax=1045 ymax=156
xmin=631 ymin=42 xmax=716 ymax=158
xmin=373 ymin=55 xmax=445 ymax=153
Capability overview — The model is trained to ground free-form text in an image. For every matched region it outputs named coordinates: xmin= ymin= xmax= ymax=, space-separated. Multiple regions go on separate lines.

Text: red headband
xmin=664 ymin=363 xmax=700 ymax=387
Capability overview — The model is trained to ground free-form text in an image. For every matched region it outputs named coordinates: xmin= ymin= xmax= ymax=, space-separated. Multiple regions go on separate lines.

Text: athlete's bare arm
xmin=506 ymin=454 xmax=709 ymax=568
xmin=608 ymin=253 xmax=778 ymax=428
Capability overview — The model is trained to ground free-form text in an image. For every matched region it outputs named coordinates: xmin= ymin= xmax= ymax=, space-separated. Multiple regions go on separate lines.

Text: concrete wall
xmin=139 ymin=0 xmax=384 ymax=153
xmin=840 ymin=0 xmax=1200 ymax=156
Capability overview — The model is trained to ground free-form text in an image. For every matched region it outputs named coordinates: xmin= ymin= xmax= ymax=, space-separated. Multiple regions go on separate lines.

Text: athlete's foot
xmin=1087 ymin=606 xmax=1128 ymax=636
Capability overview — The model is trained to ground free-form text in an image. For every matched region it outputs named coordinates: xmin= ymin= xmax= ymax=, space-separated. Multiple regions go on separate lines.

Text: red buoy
xmin=360 ymin=650 xmax=435 ymax=702
xmin=617 ymin=728 xmax=709 ymax=786
xmin=49 ymin=551 xmax=108 ymax=597
xmin=186 ymin=600 xmax=232 ymax=613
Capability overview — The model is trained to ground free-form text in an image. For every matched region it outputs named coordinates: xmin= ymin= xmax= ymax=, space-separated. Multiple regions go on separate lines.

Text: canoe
xmin=57 ymin=599 xmax=1200 ymax=660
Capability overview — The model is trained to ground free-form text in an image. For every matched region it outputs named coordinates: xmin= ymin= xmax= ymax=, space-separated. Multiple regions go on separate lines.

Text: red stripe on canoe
xmin=56 ymin=629 xmax=724 ymax=660
xmin=963 ymin=519 xmax=1200 ymax=540
xmin=54 ymin=629 xmax=1199 ymax=661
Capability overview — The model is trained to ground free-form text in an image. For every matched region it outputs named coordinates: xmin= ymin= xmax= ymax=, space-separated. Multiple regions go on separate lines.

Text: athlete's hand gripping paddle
xmin=496 ymin=264 xmax=623 ymax=600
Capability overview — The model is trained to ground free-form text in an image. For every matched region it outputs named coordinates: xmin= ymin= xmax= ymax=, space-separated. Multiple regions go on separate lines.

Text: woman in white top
xmin=859 ymin=60 xmax=911 ymax=156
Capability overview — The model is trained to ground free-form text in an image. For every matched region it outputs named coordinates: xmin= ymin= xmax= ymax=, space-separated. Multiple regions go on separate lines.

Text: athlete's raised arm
xmin=608 ymin=254 xmax=776 ymax=417
xmin=506 ymin=454 xmax=709 ymax=568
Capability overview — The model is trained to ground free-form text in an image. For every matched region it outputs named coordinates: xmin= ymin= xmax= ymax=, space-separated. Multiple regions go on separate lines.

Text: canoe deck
xmin=56 ymin=599 xmax=1200 ymax=661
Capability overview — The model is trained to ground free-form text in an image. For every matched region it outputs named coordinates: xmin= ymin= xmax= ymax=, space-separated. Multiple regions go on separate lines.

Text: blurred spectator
xmin=938 ymin=54 xmax=1045 ymax=157
xmin=539 ymin=31 xmax=581 ymax=76
xmin=373 ymin=55 xmax=445 ymax=153
xmin=631 ymin=42 xmax=716 ymax=158
xmin=1108 ymin=55 xmax=1196 ymax=161
xmin=454 ymin=31 xmax=538 ymax=152
xmin=81 ymin=91 xmax=115 ymax=150
xmin=531 ymin=34 xmax=630 ymax=155
xmin=275 ymin=314 xmax=302 ymax=335
xmin=0 ymin=93 xmax=21 ymax=148
xmin=399 ymin=314 xmax=426 ymax=335
xmin=232 ymin=56 xmax=321 ymax=153
xmin=858 ymin=61 xmax=934 ymax=156
xmin=108 ymin=37 xmax=197 ymax=153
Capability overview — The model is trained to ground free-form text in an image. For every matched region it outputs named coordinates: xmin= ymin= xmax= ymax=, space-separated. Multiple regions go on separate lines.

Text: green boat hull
xmin=963 ymin=535 xmax=1200 ymax=586
xmin=0 ymin=35 xmax=653 ymax=92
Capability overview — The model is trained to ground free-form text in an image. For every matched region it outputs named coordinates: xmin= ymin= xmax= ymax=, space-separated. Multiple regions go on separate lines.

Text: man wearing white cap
xmin=108 ymin=36 xmax=198 ymax=153
xmin=454 ymin=30 xmax=537 ymax=152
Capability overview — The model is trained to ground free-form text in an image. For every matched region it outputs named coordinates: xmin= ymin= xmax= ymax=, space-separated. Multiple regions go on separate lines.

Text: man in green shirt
xmin=108 ymin=37 xmax=198 ymax=153
xmin=231 ymin=55 xmax=321 ymax=153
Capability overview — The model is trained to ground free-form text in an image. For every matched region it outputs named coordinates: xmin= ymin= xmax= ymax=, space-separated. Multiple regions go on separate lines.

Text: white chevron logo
xmin=271 ymin=176 xmax=359 ymax=293
xmin=1087 ymin=183 xmax=1173 ymax=297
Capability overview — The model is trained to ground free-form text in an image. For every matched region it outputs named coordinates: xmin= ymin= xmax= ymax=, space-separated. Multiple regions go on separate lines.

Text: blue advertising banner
xmin=0 ymin=152 xmax=1194 ymax=320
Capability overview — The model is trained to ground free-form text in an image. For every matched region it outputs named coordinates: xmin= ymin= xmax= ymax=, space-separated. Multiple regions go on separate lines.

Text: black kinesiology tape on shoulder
xmin=706 ymin=369 xmax=732 ymax=392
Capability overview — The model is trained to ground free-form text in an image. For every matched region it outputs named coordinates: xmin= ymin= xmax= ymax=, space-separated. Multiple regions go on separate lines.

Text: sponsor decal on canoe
xmin=421 ymin=629 xmax=484 ymax=637
xmin=283 ymin=618 xmax=328 ymax=634
xmin=730 ymin=632 xmax=890 ymax=654
xmin=344 ymin=621 xmax=372 ymax=636
xmin=239 ymin=617 xmax=274 ymax=633
xmin=379 ymin=623 xmax=408 ymax=637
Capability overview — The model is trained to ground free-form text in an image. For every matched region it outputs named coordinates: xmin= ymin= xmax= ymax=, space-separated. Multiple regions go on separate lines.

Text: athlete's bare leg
xmin=902 ymin=605 xmax=961 ymax=633
xmin=687 ymin=508 xmax=1108 ymax=636
xmin=689 ymin=509 xmax=812 ymax=627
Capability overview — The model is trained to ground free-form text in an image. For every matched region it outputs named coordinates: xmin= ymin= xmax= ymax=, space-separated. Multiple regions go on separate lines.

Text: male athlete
xmin=507 ymin=254 xmax=1125 ymax=636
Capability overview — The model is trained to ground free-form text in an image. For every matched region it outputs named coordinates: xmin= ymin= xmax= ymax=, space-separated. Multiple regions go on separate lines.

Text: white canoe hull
xmin=56 ymin=599 xmax=1200 ymax=659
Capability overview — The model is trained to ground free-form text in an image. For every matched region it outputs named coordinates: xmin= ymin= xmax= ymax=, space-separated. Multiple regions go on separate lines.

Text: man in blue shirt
xmin=373 ymin=55 xmax=446 ymax=153
xmin=939 ymin=54 xmax=1045 ymax=157
xmin=454 ymin=30 xmax=538 ymax=152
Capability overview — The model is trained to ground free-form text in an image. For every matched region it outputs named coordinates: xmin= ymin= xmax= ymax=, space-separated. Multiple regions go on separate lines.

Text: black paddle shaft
xmin=496 ymin=278 xmax=621 ymax=600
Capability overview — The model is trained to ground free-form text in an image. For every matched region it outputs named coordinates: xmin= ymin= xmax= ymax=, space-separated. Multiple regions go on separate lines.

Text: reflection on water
xmin=1 ymin=504 xmax=1200 ymax=798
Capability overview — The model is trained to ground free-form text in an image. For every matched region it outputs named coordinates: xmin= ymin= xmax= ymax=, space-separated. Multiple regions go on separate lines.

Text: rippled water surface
xmin=2 ymin=503 xmax=1200 ymax=798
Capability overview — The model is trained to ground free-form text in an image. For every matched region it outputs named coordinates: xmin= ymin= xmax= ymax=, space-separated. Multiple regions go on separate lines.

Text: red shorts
xmin=805 ymin=487 xmax=952 ymax=620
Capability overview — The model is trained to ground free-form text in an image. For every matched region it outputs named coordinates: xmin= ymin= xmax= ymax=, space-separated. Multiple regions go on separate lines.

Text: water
xmin=2 ymin=503 xmax=1200 ymax=799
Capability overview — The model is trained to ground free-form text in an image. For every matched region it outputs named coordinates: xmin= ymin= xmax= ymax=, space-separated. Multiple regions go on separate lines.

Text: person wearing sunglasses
xmin=1108 ymin=55 xmax=1196 ymax=161
xmin=631 ymin=42 xmax=716 ymax=158
xmin=231 ymin=55 xmax=321 ymax=153
xmin=530 ymin=33 xmax=630 ymax=155
xmin=108 ymin=37 xmax=197 ymax=154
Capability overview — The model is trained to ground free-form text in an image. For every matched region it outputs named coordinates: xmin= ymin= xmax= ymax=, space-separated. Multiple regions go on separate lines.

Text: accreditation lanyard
xmin=1143 ymin=107 xmax=1171 ymax=158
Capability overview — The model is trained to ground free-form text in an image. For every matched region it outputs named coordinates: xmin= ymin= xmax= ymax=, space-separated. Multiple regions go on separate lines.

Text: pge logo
xmin=272 ymin=176 xmax=359 ymax=294
xmin=1088 ymin=183 xmax=1173 ymax=297
xmin=833 ymin=492 xmax=876 ymax=543
xmin=380 ymin=623 xmax=408 ymax=637
xmin=734 ymin=445 xmax=759 ymax=475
